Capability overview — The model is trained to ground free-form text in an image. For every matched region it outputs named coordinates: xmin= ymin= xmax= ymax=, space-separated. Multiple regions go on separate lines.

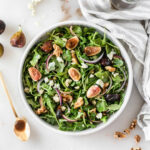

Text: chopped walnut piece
xmin=71 ymin=50 xmax=78 ymax=64
xmin=114 ymin=131 xmax=126 ymax=139
xmin=105 ymin=66 xmax=116 ymax=72
xmin=129 ymin=119 xmax=137 ymax=130
xmin=74 ymin=97 xmax=84 ymax=109
xmin=134 ymin=135 xmax=141 ymax=143
xmin=124 ymin=128 xmax=130 ymax=135
xmin=62 ymin=94 xmax=73 ymax=103
xmin=89 ymin=108 xmax=96 ymax=113
xmin=36 ymin=97 xmax=47 ymax=115
xmin=53 ymin=44 xmax=63 ymax=57
xmin=131 ymin=147 xmax=142 ymax=150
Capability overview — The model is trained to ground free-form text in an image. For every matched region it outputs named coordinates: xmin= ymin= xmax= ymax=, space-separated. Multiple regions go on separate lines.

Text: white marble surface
xmin=0 ymin=0 xmax=149 ymax=149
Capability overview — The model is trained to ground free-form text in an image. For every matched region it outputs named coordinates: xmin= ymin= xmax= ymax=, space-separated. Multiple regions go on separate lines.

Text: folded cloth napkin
xmin=78 ymin=0 xmax=150 ymax=140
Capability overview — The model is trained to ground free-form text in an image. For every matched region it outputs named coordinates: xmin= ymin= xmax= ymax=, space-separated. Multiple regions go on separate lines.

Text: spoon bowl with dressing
xmin=0 ymin=72 xmax=30 ymax=141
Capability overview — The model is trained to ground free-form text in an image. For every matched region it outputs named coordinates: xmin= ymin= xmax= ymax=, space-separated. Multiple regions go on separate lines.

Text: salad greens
xmin=22 ymin=25 xmax=128 ymax=131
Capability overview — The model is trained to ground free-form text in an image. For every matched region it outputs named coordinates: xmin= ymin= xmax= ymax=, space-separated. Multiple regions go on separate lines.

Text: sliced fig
xmin=84 ymin=46 xmax=101 ymax=56
xmin=87 ymin=85 xmax=101 ymax=98
xmin=68 ymin=67 xmax=81 ymax=81
xmin=66 ymin=36 xmax=79 ymax=50
xmin=28 ymin=67 xmax=42 ymax=81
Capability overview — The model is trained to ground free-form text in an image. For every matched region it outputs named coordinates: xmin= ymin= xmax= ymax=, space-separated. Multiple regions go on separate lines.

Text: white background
xmin=0 ymin=0 xmax=149 ymax=149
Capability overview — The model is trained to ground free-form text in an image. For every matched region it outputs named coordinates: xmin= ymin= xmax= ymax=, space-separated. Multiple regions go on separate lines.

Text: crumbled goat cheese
xmin=75 ymin=86 xmax=80 ymax=89
xmin=49 ymin=80 xmax=54 ymax=87
xmin=24 ymin=87 xmax=30 ymax=93
xmin=96 ymin=79 xmax=104 ymax=88
xmin=44 ymin=77 xmax=49 ymax=83
xmin=89 ymin=74 xmax=94 ymax=78
xmin=112 ymin=72 xmax=119 ymax=77
xmin=53 ymin=94 xmax=59 ymax=103
xmin=107 ymin=50 xmax=116 ymax=60
xmin=48 ymin=62 xmax=55 ymax=70
xmin=81 ymin=63 xmax=88 ymax=68
xmin=96 ymin=113 xmax=102 ymax=119
xmin=54 ymin=83 xmax=60 ymax=89
xmin=57 ymin=57 xmax=64 ymax=63
xmin=28 ymin=0 xmax=43 ymax=16
xmin=92 ymin=100 xmax=96 ymax=105
xmin=65 ymin=79 xmax=72 ymax=87
xmin=39 ymin=89 xmax=44 ymax=94
xmin=61 ymin=106 xmax=66 ymax=111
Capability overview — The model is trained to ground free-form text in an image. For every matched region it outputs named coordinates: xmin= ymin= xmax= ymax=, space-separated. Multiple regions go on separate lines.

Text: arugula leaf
xmin=95 ymin=70 xmax=109 ymax=82
xmin=43 ymin=94 xmax=59 ymax=124
xmin=107 ymin=104 xmax=121 ymax=111
xmin=113 ymin=58 xmax=124 ymax=67
xmin=101 ymin=116 xmax=108 ymax=123
xmin=54 ymin=36 xmax=66 ymax=47
xmin=73 ymin=26 xmax=82 ymax=36
xmin=96 ymin=100 xmax=107 ymax=112
xmin=30 ymin=51 xmax=41 ymax=66
xmin=62 ymin=50 xmax=71 ymax=61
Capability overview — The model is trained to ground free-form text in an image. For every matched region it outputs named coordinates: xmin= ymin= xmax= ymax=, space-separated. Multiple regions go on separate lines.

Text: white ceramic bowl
xmin=18 ymin=21 xmax=133 ymax=136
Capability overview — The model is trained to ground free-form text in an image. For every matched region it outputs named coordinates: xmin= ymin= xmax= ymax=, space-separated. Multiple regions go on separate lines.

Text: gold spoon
xmin=0 ymin=72 xmax=30 ymax=141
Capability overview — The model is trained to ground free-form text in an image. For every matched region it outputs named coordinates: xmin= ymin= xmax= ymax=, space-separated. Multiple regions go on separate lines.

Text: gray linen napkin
xmin=78 ymin=0 xmax=150 ymax=140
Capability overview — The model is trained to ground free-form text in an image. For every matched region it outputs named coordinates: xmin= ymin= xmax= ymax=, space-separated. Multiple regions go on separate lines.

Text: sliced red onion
xmin=101 ymin=76 xmax=112 ymax=95
xmin=37 ymin=78 xmax=44 ymax=93
xmin=80 ymin=52 xmax=104 ymax=64
xmin=54 ymin=88 xmax=63 ymax=106
xmin=62 ymin=114 xmax=77 ymax=122
xmin=46 ymin=53 xmax=53 ymax=72
xmin=116 ymin=69 xmax=127 ymax=93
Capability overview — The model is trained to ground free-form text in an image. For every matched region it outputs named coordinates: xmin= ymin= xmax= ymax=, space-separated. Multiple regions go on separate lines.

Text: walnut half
xmin=114 ymin=131 xmax=126 ymax=139
xmin=134 ymin=135 xmax=141 ymax=143
xmin=129 ymin=119 xmax=137 ymax=130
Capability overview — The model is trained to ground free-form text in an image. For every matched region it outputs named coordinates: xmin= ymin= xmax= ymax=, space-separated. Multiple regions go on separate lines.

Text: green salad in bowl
xmin=22 ymin=24 xmax=128 ymax=132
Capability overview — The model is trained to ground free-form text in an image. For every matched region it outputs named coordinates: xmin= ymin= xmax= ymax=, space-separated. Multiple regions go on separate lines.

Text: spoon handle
xmin=0 ymin=72 xmax=18 ymax=118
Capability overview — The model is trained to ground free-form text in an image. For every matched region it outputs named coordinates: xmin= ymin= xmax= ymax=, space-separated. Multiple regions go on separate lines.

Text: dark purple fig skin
xmin=105 ymin=94 xmax=120 ymax=103
xmin=100 ymin=57 xmax=111 ymax=66
xmin=0 ymin=20 xmax=6 ymax=34
xmin=56 ymin=106 xmax=62 ymax=119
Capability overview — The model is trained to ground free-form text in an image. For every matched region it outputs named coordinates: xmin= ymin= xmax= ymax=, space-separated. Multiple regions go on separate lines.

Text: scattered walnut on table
xmin=134 ymin=135 xmax=141 ymax=143
xmin=114 ymin=131 xmax=126 ymax=139
xmin=124 ymin=128 xmax=130 ymax=135
xmin=129 ymin=119 xmax=137 ymax=130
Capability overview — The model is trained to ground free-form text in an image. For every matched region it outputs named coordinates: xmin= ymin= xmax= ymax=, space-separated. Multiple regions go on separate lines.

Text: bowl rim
xmin=18 ymin=20 xmax=133 ymax=136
